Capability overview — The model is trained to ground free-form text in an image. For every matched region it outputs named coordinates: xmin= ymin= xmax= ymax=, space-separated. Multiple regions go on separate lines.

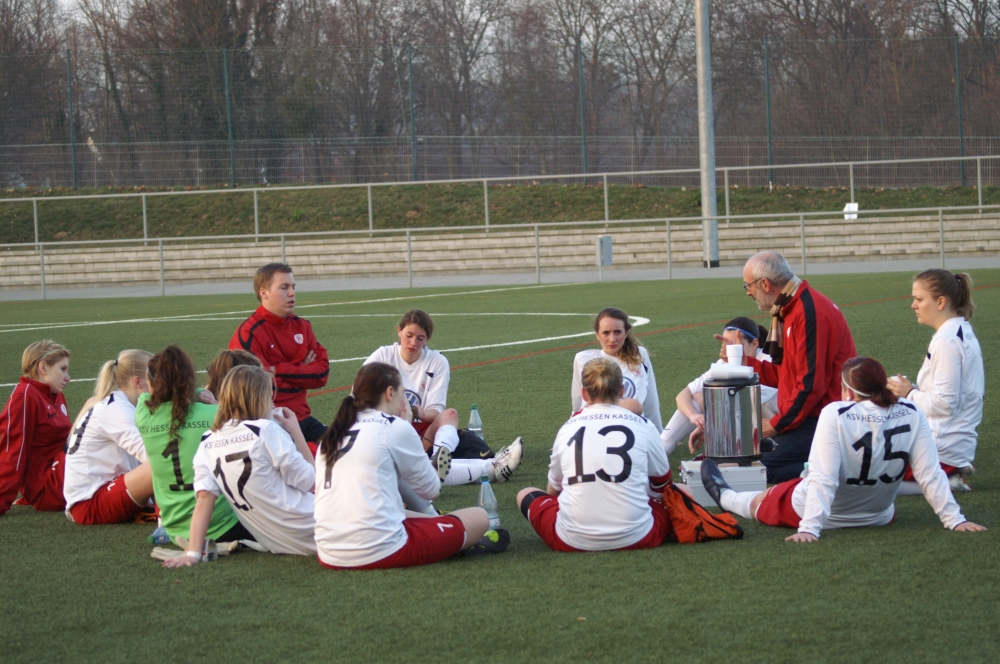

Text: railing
xmin=3 ymin=201 xmax=998 ymax=300
xmin=2 ymin=154 xmax=998 ymax=245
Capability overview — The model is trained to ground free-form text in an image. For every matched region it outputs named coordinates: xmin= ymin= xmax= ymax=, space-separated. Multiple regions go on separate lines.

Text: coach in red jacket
xmin=742 ymin=252 xmax=856 ymax=483
xmin=229 ymin=263 xmax=330 ymax=442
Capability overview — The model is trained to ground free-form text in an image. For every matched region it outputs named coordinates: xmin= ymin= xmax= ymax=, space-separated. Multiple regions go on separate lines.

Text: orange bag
xmin=661 ymin=483 xmax=743 ymax=543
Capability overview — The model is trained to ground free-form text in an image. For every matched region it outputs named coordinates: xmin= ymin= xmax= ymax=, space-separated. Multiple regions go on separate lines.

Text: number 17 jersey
xmin=548 ymin=404 xmax=670 ymax=551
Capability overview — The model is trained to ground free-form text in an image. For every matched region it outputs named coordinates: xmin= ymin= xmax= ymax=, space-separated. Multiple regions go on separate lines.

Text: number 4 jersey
xmin=794 ymin=399 xmax=967 ymax=537
xmin=548 ymin=404 xmax=670 ymax=551
xmin=194 ymin=419 xmax=316 ymax=555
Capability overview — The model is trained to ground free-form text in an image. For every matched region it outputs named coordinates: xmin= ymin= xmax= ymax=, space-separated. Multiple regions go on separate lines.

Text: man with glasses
xmin=741 ymin=252 xmax=856 ymax=483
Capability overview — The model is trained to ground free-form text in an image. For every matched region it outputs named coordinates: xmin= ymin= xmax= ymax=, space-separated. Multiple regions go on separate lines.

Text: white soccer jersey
xmin=907 ymin=317 xmax=984 ymax=467
xmin=365 ymin=344 xmax=450 ymax=413
xmin=791 ymin=399 xmax=966 ymax=537
xmin=571 ymin=347 xmax=662 ymax=431
xmin=64 ymin=391 xmax=148 ymax=510
xmin=686 ymin=350 xmax=779 ymax=414
xmin=548 ymin=403 xmax=670 ymax=551
xmin=193 ymin=419 xmax=316 ymax=555
xmin=314 ymin=409 xmax=441 ymax=567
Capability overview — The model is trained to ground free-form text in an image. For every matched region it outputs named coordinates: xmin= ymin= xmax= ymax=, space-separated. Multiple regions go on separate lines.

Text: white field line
xmin=0 ymin=315 xmax=649 ymax=388
xmin=0 ymin=283 xmax=581 ymax=335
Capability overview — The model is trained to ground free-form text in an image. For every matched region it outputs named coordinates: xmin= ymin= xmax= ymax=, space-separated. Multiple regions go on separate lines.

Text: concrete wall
xmin=2 ymin=212 xmax=997 ymax=290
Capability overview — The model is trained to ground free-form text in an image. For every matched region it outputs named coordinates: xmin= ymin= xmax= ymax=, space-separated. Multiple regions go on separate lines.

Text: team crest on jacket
xmin=60 ymin=404 xmax=67 ymax=415
xmin=294 ymin=334 xmax=304 ymax=344
xmin=622 ymin=377 xmax=637 ymax=399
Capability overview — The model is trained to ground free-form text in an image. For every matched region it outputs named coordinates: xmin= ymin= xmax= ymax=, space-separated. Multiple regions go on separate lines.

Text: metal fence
xmin=3 ymin=154 xmax=999 ymax=246
xmin=2 ymin=36 xmax=998 ymax=189
xmin=4 ymin=200 xmax=997 ymax=300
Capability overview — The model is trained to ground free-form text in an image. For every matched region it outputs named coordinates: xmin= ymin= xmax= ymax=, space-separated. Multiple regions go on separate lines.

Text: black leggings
xmin=216 ymin=520 xmax=256 ymax=543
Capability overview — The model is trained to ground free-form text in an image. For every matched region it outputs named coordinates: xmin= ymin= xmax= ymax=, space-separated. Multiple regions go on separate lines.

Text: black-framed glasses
xmin=743 ymin=278 xmax=764 ymax=292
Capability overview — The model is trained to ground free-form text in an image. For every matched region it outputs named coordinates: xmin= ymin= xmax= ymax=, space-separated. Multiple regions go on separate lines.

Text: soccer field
xmin=1 ymin=272 xmax=998 ymax=663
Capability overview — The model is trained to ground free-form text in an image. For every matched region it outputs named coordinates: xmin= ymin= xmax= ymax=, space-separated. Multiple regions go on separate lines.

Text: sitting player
xmin=663 ymin=317 xmax=778 ymax=455
xmin=136 ymin=346 xmax=250 ymax=544
xmin=230 ymin=263 xmax=330 ymax=442
xmin=700 ymin=357 xmax=987 ymax=541
xmin=888 ymin=269 xmax=983 ymax=493
xmin=571 ymin=307 xmax=662 ymax=431
xmin=203 ymin=349 xmax=263 ymax=401
xmin=163 ymin=365 xmax=316 ymax=566
xmin=364 ymin=309 xmax=523 ymax=491
xmin=517 ymin=358 xmax=672 ymax=552
xmin=314 ymin=363 xmax=509 ymax=570
xmin=64 ymin=350 xmax=158 ymax=525
xmin=0 ymin=341 xmax=72 ymax=515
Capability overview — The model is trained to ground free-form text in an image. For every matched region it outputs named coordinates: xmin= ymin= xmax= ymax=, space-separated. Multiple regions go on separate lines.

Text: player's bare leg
xmin=421 ymin=408 xmax=456 ymax=453
xmin=123 ymin=463 xmax=155 ymax=505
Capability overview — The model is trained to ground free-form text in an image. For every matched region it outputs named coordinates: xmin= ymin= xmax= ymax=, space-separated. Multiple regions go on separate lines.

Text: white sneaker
xmin=491 ymin=437 xmax=523 ymax=483
xmin=949 ymin=474 xmax=972 ymax=492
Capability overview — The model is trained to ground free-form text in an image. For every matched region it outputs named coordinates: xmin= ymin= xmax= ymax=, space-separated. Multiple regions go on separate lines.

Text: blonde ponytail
xmin=92 ymin=349 xmax=153 ymax=402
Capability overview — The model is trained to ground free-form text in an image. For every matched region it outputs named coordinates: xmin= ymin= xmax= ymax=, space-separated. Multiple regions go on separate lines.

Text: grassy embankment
xmin=1 ymin=183 xmax=997 ymax=243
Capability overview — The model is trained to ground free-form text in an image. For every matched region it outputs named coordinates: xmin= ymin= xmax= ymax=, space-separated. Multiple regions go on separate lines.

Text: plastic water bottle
xmin=478 ymin=474 xmax=501 ymax=530
xmin=468 ymin=404 xmax=483 ymax=440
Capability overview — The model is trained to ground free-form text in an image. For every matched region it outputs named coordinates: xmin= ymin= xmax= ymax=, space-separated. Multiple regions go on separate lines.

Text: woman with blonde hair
xmin=0 ymin=341 xmax=73 ymax=515
xmin=571 ymin=307 xmax=662 ymax=431
xmin=164 ymin=365 xmax=316 ymax=566
xmin=518 ymin=358 xmax=672 ymax=552
xmin=888 ymin=269 xmax=984 ymax=492
xmin=64 ymin=349 xmax=158 ymax=525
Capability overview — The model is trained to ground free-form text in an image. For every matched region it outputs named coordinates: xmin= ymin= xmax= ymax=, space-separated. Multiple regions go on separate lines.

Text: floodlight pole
xmin=696 ymin=0 xmax=719 ymax=267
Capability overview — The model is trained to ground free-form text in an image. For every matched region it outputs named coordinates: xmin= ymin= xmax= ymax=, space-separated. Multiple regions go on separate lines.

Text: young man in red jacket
xmin=742 ymin=252 xmax=857 ymax=483
xmin=230 ymin=264 xmax=330 ymax=442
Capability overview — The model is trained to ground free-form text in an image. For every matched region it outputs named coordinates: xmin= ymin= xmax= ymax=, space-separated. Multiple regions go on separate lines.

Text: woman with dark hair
xmin=518 ymin=358 xmax=672 ymax=552
xmin=163 ymin=365 xmax=315 ymax=566
xmin=136 ymin=346 xmax=249 ymax=547
xmin=571 ymin=307 xmax=662 ymax=431
xmin=701 ymin=357 xmax=986 ymax=541
xmin=662 ymin=317 xmax=778 ymax=455
xmin=204 ymin=349 xmax=262 ymax=399
xmin=314 ymin=362 xmax=509 ymax=569
xmin=0 ymin=341 xmax=72 ymax=515
xmin=364 ymin=309 xmax=523 ymax=492
xmin=888 ymin=269 xmax=984 ymax=492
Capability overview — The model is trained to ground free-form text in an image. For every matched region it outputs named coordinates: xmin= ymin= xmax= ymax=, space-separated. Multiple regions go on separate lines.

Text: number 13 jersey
xmin=193 ymin=419 xmax=316 ymax=555
xmin=794 ymin=399 xmax=966 ymax=536
xmin=548 ymin=404 xmax=670 ymax=551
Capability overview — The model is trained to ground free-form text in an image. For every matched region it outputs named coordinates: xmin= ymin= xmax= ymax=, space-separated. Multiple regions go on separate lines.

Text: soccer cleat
xmin=432 ymin=446 xmax=452 ymax=483
xmin=949 ymin=474 xmax=972 ymax=492
xmin=463 ymin=528 xmax=510 ymax=556
xmin=490 ymin=437 xmax=523 ymax=483
xmin=700 ymin=459 xmax=734 ymax=510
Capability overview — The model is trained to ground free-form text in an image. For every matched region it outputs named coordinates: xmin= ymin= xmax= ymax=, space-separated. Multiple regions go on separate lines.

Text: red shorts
xmin=412 ymin=421 xmax=430 ymax=439
xmin=69 ymin=475 xmax=144 ymax=525
xmin=902 ymin=462 xmax=959 ymax=482
xmin=526 ymin=494 xmax=671 ymax=552
xmin=755 ymin=478 xmax=803 ymax=528
xmin=21 ymin=453 xmax=67 ymax=512
xmin=319 ymin=515 xmax=466 ymax=570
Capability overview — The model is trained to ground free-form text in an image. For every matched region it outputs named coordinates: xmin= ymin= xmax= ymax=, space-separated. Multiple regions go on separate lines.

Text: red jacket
xmin=747 ymin=281 xmax=856 ymax=434
xmin=0 ymin=377 xmax=72 ymax=515
xmin=229 ymin=306 xmax=330 ymax=421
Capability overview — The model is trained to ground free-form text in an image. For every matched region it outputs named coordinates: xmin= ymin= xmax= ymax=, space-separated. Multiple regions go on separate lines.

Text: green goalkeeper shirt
xmin=136 ymin=394 xmax=239 ymax=542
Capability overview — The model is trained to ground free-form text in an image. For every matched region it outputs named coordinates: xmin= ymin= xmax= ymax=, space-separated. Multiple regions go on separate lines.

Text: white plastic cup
xmin=726 ymin=344 xmax=744 ymax=367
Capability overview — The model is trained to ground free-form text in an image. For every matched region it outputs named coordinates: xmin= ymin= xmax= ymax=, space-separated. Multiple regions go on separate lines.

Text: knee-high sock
xmin=398 ymin=480 xmax=435 ymax=514
xmin=719 ymin=489 xmax=762 ymax=520
xmin=661 ymin=409 xmax=698 ymax=455
xmin=897 ymin=480 xmax=923 ymax=496
xmin=444 ymin=459 xmax=494 ymax=486
xmin=431 ymin=425 xmax=459 ymax=455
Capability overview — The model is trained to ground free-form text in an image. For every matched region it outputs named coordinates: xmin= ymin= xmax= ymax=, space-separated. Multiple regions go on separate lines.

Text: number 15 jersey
xmin=548 ymin=404 xmax=670 ymax=551
xmin=794 ymin=399 xmax=967 ymax=537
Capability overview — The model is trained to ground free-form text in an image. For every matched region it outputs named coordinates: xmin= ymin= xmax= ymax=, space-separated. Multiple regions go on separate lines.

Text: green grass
xmin=2 ymin=183 xmax=998 ymax=243
xmin=1 ymin=273 xmax=998 ymax=663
